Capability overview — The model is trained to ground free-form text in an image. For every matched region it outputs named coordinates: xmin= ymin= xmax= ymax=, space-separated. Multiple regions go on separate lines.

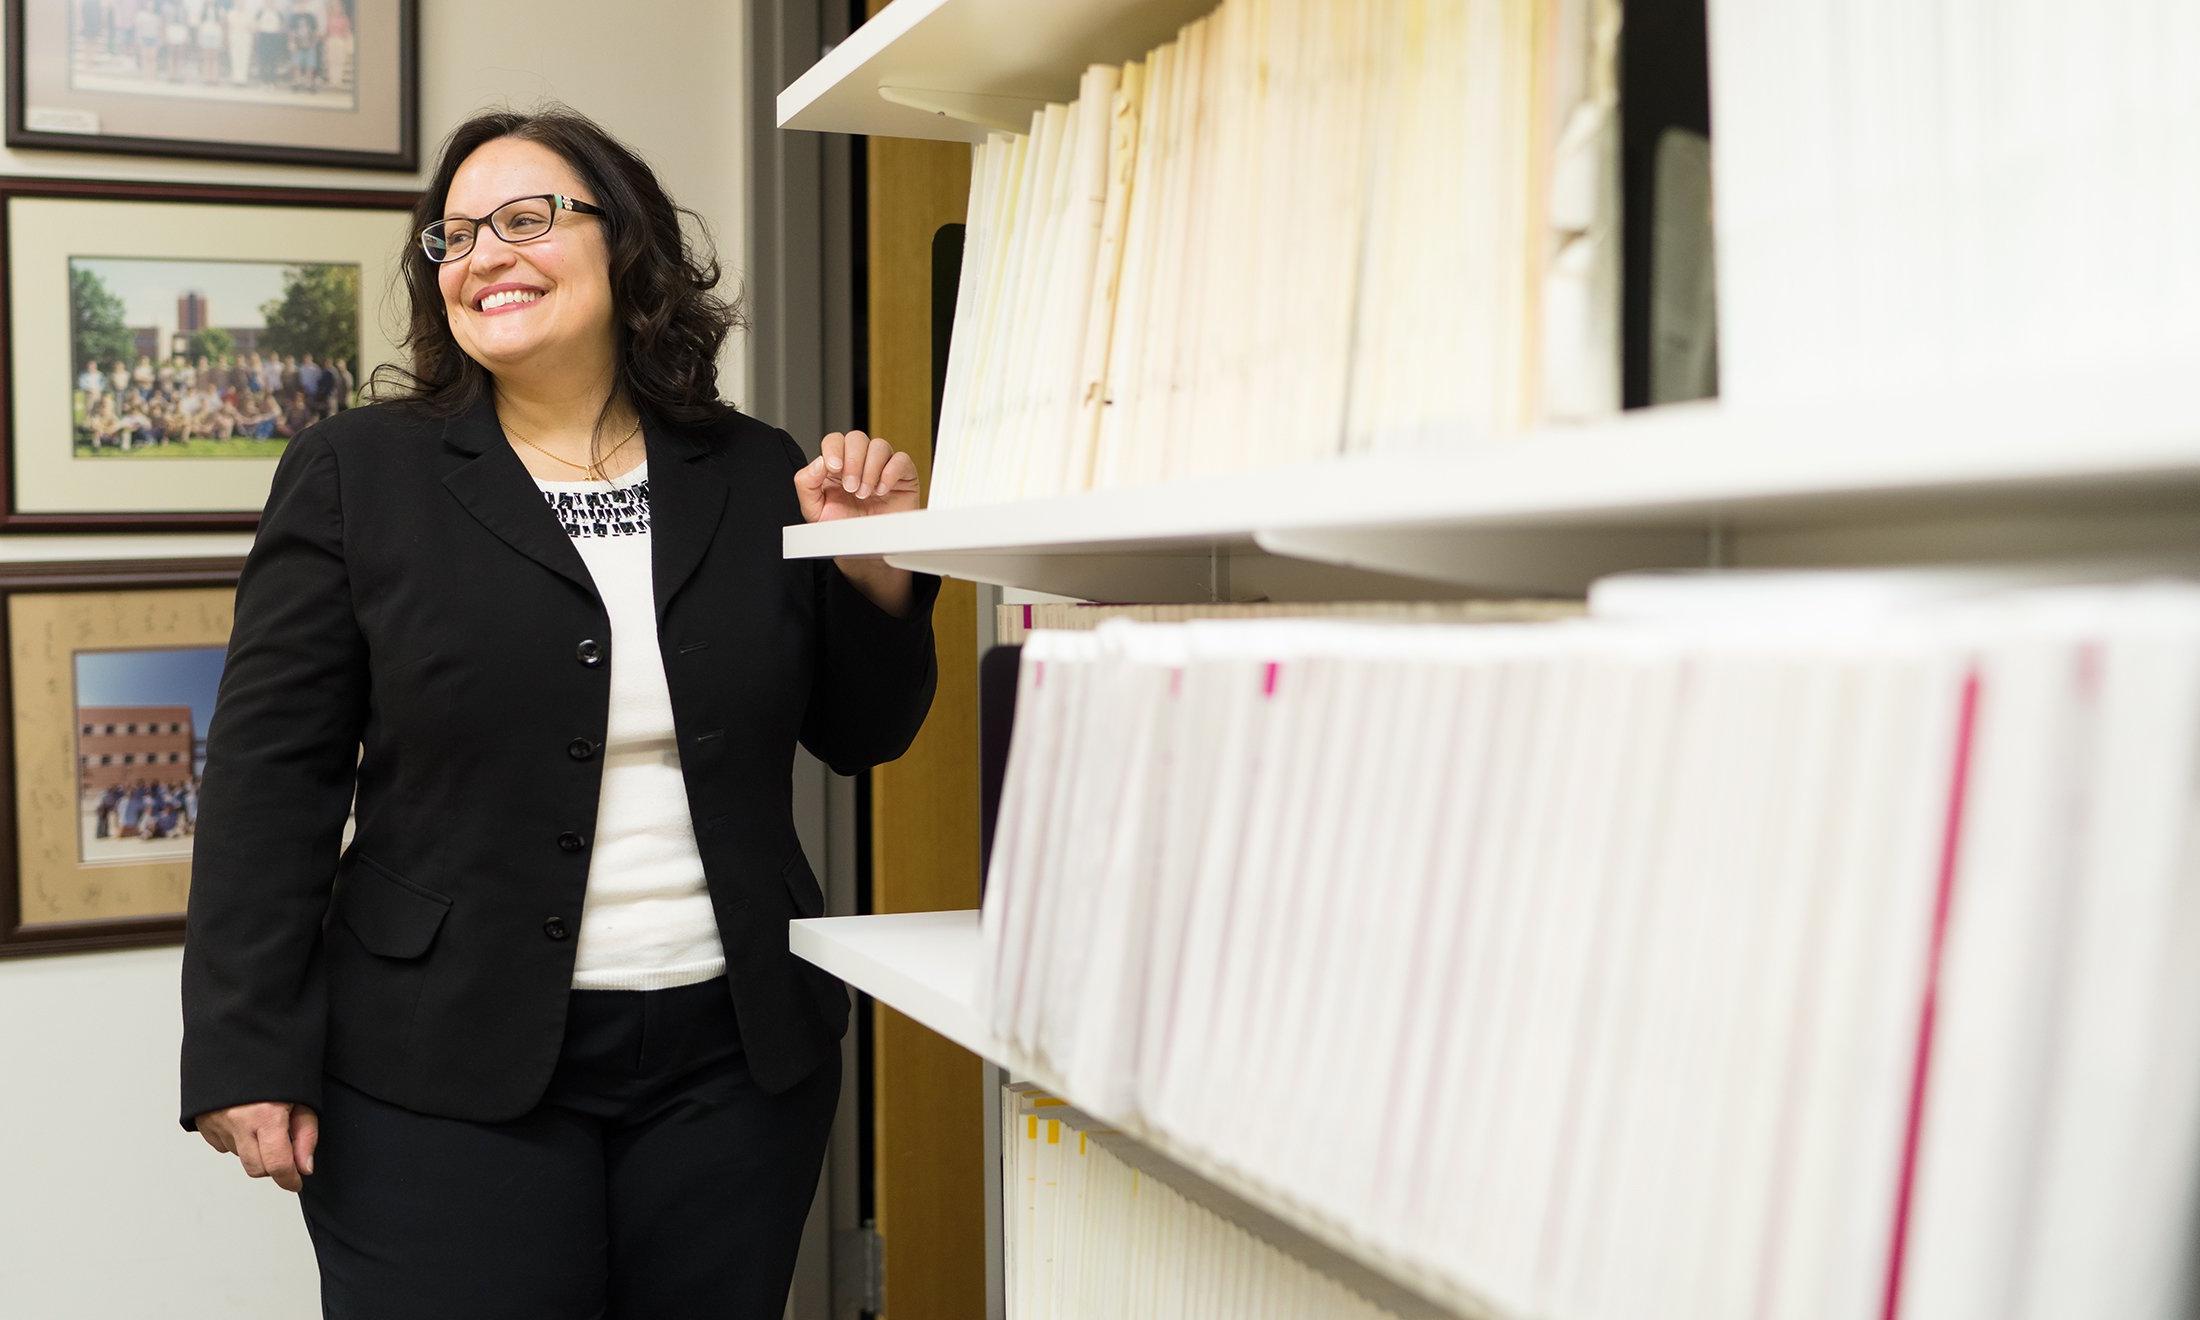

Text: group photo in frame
xmin=0 ymin=175 xmax=417 ymax=530
xmin=5 ymin=0 xmax=418 ymax=170
xmin=0 ymin=557 xmax=252 ymax=958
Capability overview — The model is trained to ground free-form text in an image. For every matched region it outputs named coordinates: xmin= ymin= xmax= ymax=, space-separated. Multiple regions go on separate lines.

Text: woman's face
xmin=436 ymin=137 xmax=616 ymax=387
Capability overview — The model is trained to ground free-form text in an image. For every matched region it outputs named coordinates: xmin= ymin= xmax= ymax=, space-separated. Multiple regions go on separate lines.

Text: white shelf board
xmin=786 ymin=384 xmax=2200 ymax=599
xmin=779 ymin=0 xmax=1216 ymax=142
xmin=789 ymin=910 xmax=1507 ymax=1320
xmin=789 ymin=909 xmax=992 ymax=1054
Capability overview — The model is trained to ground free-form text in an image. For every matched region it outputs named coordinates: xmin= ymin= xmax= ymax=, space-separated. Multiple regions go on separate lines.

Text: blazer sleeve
xmin=179 ymin=431 xmax=369 ymax=1130
xmin=779 ymin=429 xmax=944 ymax=776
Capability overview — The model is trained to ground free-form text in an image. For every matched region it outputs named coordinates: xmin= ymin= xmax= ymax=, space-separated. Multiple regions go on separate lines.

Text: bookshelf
xmin=779 ymin=0 xmax=2200 ymax=1315
xmin=778 ymin=0 xmax=2199 ymax=601
xmin=790 ymin=911 xmax=1504 ymax=1320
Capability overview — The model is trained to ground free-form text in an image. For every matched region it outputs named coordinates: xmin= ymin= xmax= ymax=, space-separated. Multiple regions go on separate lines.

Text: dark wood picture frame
xmin=0 ymin=556 xmax=243 ymax=958
xmin=0 ymin=174 xmax=418 ymax=532
xmin=4 ymin=0 xmax=419 ymax=171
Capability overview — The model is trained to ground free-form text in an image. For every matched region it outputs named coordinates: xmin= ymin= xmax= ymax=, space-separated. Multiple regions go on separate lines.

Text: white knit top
xmin=534 ymin=460 xmax=727 ymax=990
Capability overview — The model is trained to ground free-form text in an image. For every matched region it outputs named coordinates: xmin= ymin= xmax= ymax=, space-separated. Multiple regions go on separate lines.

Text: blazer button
xmin=567 ymin=738 xmax=595 ymax=760
xmin=544 ymin=916 xmax=569 ymax=940
xmin=576 ymin=639 xmax=603 ymax=667
xmin=557 ymin=831 xmax=585 ymax=852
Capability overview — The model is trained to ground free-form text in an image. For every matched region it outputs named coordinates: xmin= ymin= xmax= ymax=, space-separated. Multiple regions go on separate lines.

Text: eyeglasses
xmin=418 ymin=193 xmax=606 ymax=264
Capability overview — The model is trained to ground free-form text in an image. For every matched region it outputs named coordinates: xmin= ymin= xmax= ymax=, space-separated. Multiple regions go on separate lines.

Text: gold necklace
xmin=506 ymin=418 xmax=641 ymax=481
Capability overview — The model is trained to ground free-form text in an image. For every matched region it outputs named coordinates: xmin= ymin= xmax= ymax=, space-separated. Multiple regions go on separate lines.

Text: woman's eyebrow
xmin=443 ymin=193 xmax=551 ymax=221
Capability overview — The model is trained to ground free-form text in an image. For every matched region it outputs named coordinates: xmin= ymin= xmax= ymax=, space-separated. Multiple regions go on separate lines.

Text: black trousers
xmin=300 ymin=977 xmax=841 ymax=1320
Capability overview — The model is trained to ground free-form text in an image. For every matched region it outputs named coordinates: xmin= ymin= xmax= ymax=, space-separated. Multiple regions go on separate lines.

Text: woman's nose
xmin=467 ymin=232 xmax=519 ymax=273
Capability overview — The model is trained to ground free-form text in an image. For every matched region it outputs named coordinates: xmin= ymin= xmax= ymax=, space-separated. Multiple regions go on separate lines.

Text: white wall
xmin=0 ymin=4 xmax=748 ymax=1314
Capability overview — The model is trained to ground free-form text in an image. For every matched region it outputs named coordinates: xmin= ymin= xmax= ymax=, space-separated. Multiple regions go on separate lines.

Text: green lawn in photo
xmin=74 ymin=437 xmax=293 ymax=459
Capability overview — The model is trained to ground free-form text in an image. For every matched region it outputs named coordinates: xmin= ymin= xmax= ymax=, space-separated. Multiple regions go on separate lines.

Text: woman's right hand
xmin=195 ymin=1101 xmax=318 ymax=1192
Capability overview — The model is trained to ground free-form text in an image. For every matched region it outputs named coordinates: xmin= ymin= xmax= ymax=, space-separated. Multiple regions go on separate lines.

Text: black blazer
xmin=178 ymin=392 xmax=940 ymax=1129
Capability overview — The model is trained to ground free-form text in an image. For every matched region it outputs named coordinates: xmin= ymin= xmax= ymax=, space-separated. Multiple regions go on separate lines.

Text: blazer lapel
xmin=644 ymin=416 xmax=728 ymax=623
xmin=439 ymin=392 xmax=602 ymax=607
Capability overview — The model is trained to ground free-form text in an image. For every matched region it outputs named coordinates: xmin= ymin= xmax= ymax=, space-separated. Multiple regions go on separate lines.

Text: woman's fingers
xmin=234 ymin=1121 xmax=267 ymax=1179
xmin=204 ymin=1101 xmax=309 ymax=1191
xmin=808 ymin=429 xmax=914 ymax=506
xmin=836 ymin=431 xmax=867 ymax=493
xmin=823 ymin=430 xmax=870 ymax=496
xmin=880 ymin=449 xmax=918 ymax=499
xmin=252 ymin=1115 xmax=303 ymax=1192
xmin=291 ymin=1104 xmax=320 ymax=1178
xmin=858 ymin=435 xmax=893 ymax=500
xmin=792 ymin=453 xmax=827 ymax=515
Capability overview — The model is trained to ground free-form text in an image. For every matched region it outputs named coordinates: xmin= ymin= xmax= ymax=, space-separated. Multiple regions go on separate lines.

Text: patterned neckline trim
xmin=540 ymin=476 xmax=651 ymax=539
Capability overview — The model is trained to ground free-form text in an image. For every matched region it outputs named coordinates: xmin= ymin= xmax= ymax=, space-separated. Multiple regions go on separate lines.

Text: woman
xmin=286 ymin=6 xmax=320 ymax=90
xmin=322 ymin=2 xmax=352 ymax=89
xmin=226 ymin=0 xmax=255 ymax=84
xmin=86 ymin=394 xmax=123 ymax=451
xmin=196 ymin=6 xmax=224 ymax=82
xmin=211 ymin=396 xmax=243 ymax=440
xmin=199 ymin=385 xmax=231 ymax=437
xmin=241 ymin=388 xmax=280 ymax=438
xmin=279 ymin=388 xmax=314 ymax=437
xmin=115 ymin=399 xmax=150 ymax=449
xmin=133 ymin=1 xmax=161 ymax=76
xmin=252 ymin=0 xmax=283 ymax=84
xmin=162 ymin=3 xmax=190 ymax=81
xmin=179 ymin=106 xmax=937 ymax=1319
xmin=329 ymin=356 xmax=355 ymax=411
xmin=175 ymin=384 xmax=205 ymax=440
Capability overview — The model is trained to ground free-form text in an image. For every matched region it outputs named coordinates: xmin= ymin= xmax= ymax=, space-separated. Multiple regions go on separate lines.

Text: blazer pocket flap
xmin=782 ymin=849 xmax=825 ymax=920
xmin=339 ymin=854 xmax=453 ymax=959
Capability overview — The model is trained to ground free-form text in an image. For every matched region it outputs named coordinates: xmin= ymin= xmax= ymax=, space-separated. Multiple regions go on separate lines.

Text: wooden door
xmin=861 ymin=15 xmax=984 ymax=1313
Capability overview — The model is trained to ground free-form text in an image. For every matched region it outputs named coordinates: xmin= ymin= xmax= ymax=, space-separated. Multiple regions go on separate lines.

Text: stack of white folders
xmin=1707 ymin=0 xmax=2200 ymax=407
xmin=931 ymin=0 xmax=1620 ymax=508
xmin=1003 ymin=1083 xmax=1409 ymax=1318
xmin=979 ymin=576 xmax=2200 ymax=1320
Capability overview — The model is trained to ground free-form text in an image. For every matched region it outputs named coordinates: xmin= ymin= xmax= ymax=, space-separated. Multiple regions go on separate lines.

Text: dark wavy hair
xmin=369 ymin=104 xmax=743 ymax=447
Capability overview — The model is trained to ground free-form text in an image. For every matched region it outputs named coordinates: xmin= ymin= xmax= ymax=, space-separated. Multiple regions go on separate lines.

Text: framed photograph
xmin=6 ymin=0 xmax=417 ymax=171
xmin=0 ymin=175 xmax=417 ymax=531
xmin=0 ymin=557 xmax=241 ymax=957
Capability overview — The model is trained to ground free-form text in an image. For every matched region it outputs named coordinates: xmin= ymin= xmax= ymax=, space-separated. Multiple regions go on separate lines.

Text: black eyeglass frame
xmin=418 ymin=193 xmax=606 ymax=263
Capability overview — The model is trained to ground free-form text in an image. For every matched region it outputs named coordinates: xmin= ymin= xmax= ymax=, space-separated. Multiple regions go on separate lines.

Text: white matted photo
xmin=6 ymin=0 xmax=417 ymax=170
xmin=1 ymin=177 xmax=416 ymax=529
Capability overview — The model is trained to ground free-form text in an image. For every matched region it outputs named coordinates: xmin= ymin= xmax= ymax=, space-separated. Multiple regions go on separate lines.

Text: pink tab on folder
xmin=1880 ymin=667 xmax=1982 ymax=1320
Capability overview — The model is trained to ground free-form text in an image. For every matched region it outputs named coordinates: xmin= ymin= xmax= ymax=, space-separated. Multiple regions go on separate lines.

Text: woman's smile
xmin=473 ymin=283 xmax=547 ymax=315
